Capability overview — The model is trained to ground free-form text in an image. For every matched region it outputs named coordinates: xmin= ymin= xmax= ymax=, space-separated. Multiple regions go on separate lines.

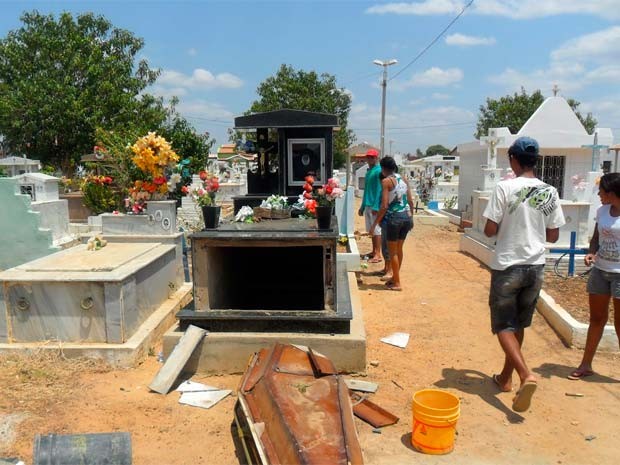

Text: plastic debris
xmin=380 ymin=332 xmax=410 ymax=348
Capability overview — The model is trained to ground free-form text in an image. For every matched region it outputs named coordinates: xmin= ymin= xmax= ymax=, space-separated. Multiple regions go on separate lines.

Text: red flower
xmin=325 ymin=185 xmax=333 ymax=195
xmin=103 ymin=176 xmax=113 ymax=185
xmin=303 ymin=191 xmax=313 ymax=200
xmin=153 ymin=176 xmax=166 ymax=185
xmin=181 ymin=185 xmax=189 ymax=194
xmin=303 ymin=183 xmax=313 ymax=192
xmin=199 ymin=170 xmax=208 ymax=181
xmin=305 ymin=175 xmax=315 ymax=184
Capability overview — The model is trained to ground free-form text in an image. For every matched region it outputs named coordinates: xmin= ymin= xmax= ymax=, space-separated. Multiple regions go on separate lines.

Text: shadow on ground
xmin=534 ymin=362 xmax=620 ymax=384
xmin=434 ymin=367 xmax=525 ymax=423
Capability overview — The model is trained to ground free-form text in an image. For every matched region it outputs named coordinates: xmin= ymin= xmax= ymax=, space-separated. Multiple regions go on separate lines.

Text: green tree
xmin=0 ymin=11 xmax=165 ymax=173
xmin=248 ymin=64 xmax=354 ymax=168
xmin=475 ymin=87 xmax=597 ymax=138
xmin=160 ymin=98 xmax=216 ymax=176
xmin=425 ymin=144 xmax=450 ymax=157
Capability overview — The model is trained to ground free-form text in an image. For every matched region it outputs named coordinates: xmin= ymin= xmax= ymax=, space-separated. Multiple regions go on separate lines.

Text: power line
xmin=389 ymin=0 xmax=474 ymax=82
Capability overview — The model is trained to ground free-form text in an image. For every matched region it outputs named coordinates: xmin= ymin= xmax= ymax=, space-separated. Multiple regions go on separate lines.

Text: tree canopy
xmin=475 ymin=87 xmax=597 ymax=138
xmin=425 ymin=144 xmax=450 ymax=157
xmin=247 ymin=64 xmax=354 ymax=168
xmin=0 ymin=11 xmax=166 ymax=172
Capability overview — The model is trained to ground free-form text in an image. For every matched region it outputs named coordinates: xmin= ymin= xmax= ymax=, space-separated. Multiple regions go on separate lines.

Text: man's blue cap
xmin=508 ymin=136 xmax=539 ymax=157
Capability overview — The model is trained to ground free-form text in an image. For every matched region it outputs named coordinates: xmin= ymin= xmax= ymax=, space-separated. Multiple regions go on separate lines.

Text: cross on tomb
xmin=480 ymin=132 xmax=504 ymax=169
xmin=581 ymin=132 xmax=608 ymax=172
xmin=549 ymin=231 xmax=588 ymax=277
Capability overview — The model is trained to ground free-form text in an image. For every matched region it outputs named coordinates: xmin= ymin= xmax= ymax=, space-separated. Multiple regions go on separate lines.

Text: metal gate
xmin=535 ymin=155 xmax=565 ymax=198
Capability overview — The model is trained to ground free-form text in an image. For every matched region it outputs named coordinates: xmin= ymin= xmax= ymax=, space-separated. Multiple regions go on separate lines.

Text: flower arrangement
xmin=126 ymin=132 xmax=181 ymax=213
xmin=314 ymin=177 xmax=345 ymax=207
xmin=293 ymin=175 xmax=344 ymax=216
xmin=193 ymin=170 xmax=220 ymax=207
xmin=234 ymin=205 xmax=256 ymax=223
xmin=80 ymin=175 xmax=117 ymax=215
xmin=260 ymin=195 xmax=289 ymax=210
xmin=571 ymin=174 xmax=587 ymax=192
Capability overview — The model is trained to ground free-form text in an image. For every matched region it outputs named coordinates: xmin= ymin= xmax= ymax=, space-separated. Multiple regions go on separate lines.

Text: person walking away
xmin=483 ymin=137 xmax=565 ymax=412
xmin=358 ymin=148 xmax=383 ymax=263
xmin=569 ymin=172 xmax=620 ymax=380
xmin=371 ymin=156 xmax=414 ymax=291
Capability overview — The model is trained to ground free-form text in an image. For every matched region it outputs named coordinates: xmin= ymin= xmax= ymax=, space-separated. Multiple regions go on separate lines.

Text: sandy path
xmin=355 ymin=220 xmax=620 ymax=465
xmin=3 ymin=221 xmax=619 ymax=464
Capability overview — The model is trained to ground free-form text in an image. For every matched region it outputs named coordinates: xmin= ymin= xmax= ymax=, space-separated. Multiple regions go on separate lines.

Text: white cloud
xmin=488 ymin=25 xmax=620 ymax=95
xmin=187 ymin=48 xmax=198 ymax=56
xmin=445 ymin=33 xmax=496 ymax=46
xmin=150 ymin=85 xmax=188 ymax=99
xmin=158 ymin=68 xmax=243 ymax=89
xmin=397 ymin=67 xmax=464 ymax=89
xmin=579 ymin=95 xmax=620 ymax=131
xmin=551 ymin=26 xmax=620 ymax=64
xmin=175 ymin=99 xmax=235 ymax=122
xmin=366 ymin=1 xmax=620 ymax=20
xmin=366 ymin=0 xmax=461 ymax=15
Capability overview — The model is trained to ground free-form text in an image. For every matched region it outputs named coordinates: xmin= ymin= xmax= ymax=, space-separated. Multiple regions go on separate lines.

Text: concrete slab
xmin=0 ymin=283 xmax=193 ymax=367
xmin=537 ymin=289 xmax=618 ymax=352
xmin=163 ymin=272 xmax=367 ymax=375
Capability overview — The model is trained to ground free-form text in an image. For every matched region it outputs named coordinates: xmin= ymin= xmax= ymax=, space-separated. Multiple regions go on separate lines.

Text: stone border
xmin=337 ymin=235 xmax=361 ymax=272
xmin=163 ymin=271 xmax=366 ymax=374
xmin=537 ymin=289 xmax=618 ymax=352
xmin=414 ymin=209 xmax=449 ymax=226
xmin=0 ymin=283 xmax=193 ymax=367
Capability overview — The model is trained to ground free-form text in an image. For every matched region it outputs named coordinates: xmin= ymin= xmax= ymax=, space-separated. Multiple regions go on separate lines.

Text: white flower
xmin=170 ymin=173 xmax=182 ymax=185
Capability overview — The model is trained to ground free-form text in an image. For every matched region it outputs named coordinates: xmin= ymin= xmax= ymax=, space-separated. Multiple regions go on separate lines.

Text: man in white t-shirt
xmin=483 ymin=136 xmax=565 ymax=413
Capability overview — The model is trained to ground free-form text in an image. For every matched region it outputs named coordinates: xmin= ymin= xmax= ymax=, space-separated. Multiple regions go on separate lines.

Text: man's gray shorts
xmin=489 ymin=265 xmax=544 ymax=334
xmin=587 ymin=267 xmax=620 ymax=298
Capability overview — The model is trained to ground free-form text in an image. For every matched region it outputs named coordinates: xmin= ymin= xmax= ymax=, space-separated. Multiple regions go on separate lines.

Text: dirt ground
xmin=2 ymin=217 xmax=620 ymax=465
xmin=544 ymin=272 xmax=615 ymax=325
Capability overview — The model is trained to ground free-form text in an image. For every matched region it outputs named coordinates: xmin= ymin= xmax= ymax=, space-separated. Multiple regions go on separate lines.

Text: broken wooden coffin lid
xmin=236 ymin=343 xmax=364 ymax=465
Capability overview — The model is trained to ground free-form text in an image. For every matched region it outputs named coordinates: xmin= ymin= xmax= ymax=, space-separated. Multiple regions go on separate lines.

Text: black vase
xmin=202 ymin=205 xmax=221 ymax=229
xmin=315 ymin=205 xmax=332 ymax=230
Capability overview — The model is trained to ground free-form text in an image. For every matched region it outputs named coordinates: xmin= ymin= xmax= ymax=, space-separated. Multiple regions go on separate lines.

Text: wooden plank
xmin=148 ymin=325 xmax=207 ymax=394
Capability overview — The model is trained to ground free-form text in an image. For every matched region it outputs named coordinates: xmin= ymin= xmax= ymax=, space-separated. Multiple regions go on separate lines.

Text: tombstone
xmin=232 ymin=109 xmax=338 ymax=212
xmin=0 ymin=156 xmax=41 ymax=177
xmin=15 ymin=173 xmax=72 ymax=246
xmin=0 ymin=178 xmax=59 ymax=270
xmin=176 ymin=110 xmax=354 ymax=334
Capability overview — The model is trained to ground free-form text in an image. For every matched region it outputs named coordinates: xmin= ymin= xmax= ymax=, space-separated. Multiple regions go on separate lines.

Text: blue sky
xmin=1 ymin=0 xmax=619 ymax=153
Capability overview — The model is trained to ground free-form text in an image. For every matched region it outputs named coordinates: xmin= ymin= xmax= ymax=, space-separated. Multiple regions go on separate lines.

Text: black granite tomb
xmin=231 ymin=109 xmax=339 ymax=213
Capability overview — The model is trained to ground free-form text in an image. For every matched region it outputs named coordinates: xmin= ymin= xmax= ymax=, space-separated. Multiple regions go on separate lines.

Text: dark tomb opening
xmin=206 ymin=246 xmax=324 ymax=310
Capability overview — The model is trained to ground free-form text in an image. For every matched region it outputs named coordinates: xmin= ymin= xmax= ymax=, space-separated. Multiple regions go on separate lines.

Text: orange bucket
xmin=411 ymin=389 xmax=460 ymax=455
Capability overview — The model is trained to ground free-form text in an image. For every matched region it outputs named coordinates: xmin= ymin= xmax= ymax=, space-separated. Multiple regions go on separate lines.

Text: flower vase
xmin=202 ymin=205 xmax=221 ymax=229
xmin=315 ymin=205 xmax=332 ymax=230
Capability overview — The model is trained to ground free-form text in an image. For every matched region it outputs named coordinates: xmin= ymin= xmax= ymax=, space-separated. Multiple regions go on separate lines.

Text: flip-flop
xmin=567 ymin=369 xmax=594 ymax=380
xmin=492 ymin=374 xmax=512 ymax=392
xmin=512 ymin=381 xmax=537 ymax=412
xmin=386 ymin=283 xmax=402 ymax=291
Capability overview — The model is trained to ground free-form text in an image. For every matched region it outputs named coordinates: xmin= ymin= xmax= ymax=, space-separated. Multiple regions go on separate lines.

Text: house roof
xmin=408 ymin=155 xmax=459 ymax=164
xmin=17 ymin=172 xmax=58 ymax=181
xmin=234 ymin=109 xmax=338 ymax=129
xmin=518 ymin=96 xmax=588 ymax=137
xmin=0 ymin=156 xmax=41 ymax=166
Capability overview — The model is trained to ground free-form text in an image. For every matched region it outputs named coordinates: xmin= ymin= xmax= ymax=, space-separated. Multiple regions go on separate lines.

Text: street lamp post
xmin=373 ymin=59 xmax=398 ymax=158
